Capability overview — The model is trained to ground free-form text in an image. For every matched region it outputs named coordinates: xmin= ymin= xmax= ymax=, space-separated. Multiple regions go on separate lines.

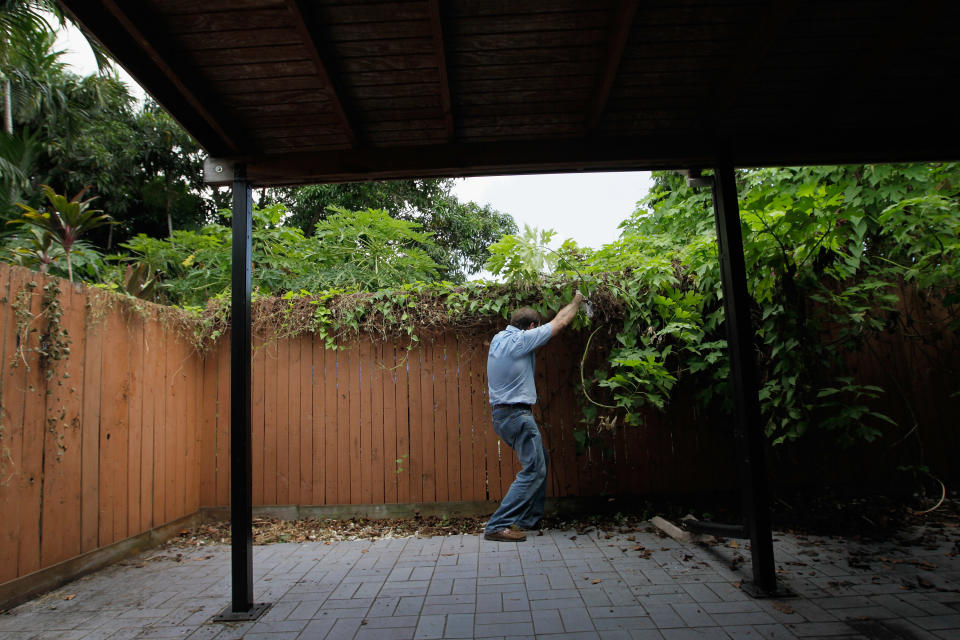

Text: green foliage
xmin=116 ymin=204 xmax=444 ymax=306
xmin=575 ymin=163 xmax=960 ymax=447
xmin=8 ymin=184 xmax=113 ymax=282
xmin=484 ymin=225 xmax=558 ymax=283
xmin=278 ymin=179 xmax=517 ymax=281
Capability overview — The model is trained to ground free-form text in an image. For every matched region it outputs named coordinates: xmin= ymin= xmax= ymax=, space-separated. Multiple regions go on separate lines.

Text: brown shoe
xmin=484 ymin=528 xmax=527 ymax=542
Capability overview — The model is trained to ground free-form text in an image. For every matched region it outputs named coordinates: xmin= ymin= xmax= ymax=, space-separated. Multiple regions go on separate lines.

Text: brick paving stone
xmin=473 ymin=621 xmax=534 ymax=637
xmin=660 ymin=628 xmax=732 ymax=639
xmin=530 ymin=597 xmax=584 ymax=611
xmin=708 ymin=612 xmax=779 ymax=627
xmin=355 ymin=626 xmax=416 ymax=640
xmin=559 ymin=607 xmax=595 ymax=632
xmin=671 ymin=603 xmax=717 ymax=628
xmin=749 ymin=624 xmax=798 ymax=640
xmin=898 ymin=596 xmax=959 ymax=616
xmin=4 ymin=525 xmax=959 ymax=640
xmin=503 ymin=592 xmax=530 ymax=612
xmin=381 ymin=582 xmax=431 ymax=597
xmin=784 ymin=621 xmax=856 ymax=637
xmin=414 ymin=614 xmax=446 ymax=639
xmin=592 ymin=617 xmax=656 ymax=632
xmin=705 ymin=584 xmax=751 ymax=603
xmin=445 ymin=613 xmax=476 ymax=638
xmin=325 ymin=616 xmax=366 ymax=640
xmin=909 ymin=614 xmax=960 ymax=630
xmin=453 ymin=579 xmax=477 ymax=595
xmin=248 ymin=618 xmax=309 ymax=634
xmin=534 ymin=609 xmax=565 ymax=634
xmin=396 ymin=596 xmax=426 ymax=616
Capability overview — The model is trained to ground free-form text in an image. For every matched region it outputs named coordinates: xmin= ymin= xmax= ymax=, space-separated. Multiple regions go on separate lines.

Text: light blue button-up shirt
xmin=487 ymin=324 xmax=553 ymax=405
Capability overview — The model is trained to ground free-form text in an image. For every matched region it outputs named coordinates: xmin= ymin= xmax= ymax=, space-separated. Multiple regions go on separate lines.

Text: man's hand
xmin=548 ymin=291 xmax=585 ymax=336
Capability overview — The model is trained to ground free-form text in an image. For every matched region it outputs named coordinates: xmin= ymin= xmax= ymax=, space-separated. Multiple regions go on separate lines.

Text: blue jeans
xmin=485 ymin=406 xmax=548 ymax=533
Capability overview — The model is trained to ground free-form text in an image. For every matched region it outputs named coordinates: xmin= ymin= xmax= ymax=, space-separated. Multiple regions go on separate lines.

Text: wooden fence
xmin=2 ymin=262 xmax=957 ymax=590
xmin=0 ymin=264 xmax=204 ymax=586
xmin=0 ymin=263 xmax=733 ymax=586
xmin=195 ymin=332 xmax=733 ymax=511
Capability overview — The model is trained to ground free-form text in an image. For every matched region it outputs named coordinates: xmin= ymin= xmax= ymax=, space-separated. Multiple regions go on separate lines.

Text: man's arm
xmin=548 ymin=291 xmax=584 ymax=337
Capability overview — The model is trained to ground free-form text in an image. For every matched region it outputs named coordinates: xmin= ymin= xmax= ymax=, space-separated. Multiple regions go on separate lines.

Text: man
xmin=484 ymin=291 xmax=584 ymax=542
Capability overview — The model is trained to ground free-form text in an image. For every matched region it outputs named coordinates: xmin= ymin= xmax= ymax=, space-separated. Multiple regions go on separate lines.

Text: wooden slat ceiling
xmin=60 ymin=0 xmax=958 ymax=186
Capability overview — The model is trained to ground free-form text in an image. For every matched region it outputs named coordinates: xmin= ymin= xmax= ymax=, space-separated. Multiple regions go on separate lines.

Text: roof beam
xmin=428 ymin=0 xmax=455 ymax=140
xmin=94 ymin=0 xmax=248 ymax=155
xmin=585 ymin=0 xmax=640 ymax=133
xmin=284 ymin=0 xmax=357 ymax=147
xmin=201 ymin=127 xmax=958 ymax=187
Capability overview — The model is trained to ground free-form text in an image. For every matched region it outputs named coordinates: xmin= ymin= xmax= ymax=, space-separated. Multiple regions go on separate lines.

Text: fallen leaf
xmin=729 ymin=540 xmax=739 ymax=549
xmin=591 ymin=579 xmax=602 ymax=584
xmin=771 ymin=601 xmax=794 ymax=614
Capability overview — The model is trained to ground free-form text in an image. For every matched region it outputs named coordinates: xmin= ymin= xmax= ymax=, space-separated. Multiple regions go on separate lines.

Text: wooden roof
xmin=60 ymin=0 xmax=958 ymax=186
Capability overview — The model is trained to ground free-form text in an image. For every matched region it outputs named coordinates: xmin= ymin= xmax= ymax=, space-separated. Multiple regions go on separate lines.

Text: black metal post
xmin=710 ymin=162 xmax=778 ymax=595
xmin=215 ymin=164 xmax=269 ymax=621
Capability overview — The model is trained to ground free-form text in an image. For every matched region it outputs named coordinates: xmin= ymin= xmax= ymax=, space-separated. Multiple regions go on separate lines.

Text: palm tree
xmin=1 ymin=0 xmax=111 ymax=134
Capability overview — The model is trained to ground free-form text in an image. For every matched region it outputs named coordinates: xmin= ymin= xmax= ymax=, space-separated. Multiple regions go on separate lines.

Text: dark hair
xmin=509 ymin=307 xmax=542 ymax=329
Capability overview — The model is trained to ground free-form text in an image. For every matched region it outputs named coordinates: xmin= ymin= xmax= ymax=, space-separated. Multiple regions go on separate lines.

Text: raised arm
xmin=548 ymin=291 xmax=584 ymax=337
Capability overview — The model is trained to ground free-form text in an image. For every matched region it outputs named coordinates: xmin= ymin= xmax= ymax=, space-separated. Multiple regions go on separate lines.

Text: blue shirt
xmin=487 ymin=324 xmax=553 ymax=405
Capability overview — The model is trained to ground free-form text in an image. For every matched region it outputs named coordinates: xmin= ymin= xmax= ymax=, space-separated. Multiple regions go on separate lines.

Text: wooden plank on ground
xmin=406 ymin=343 xmax=422 ymax=503
xmin=298 ymin=336 xmax=312 ymax=505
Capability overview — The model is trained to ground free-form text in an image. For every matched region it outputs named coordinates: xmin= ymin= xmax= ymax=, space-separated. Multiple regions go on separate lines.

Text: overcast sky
xmin=57 ymin=24 xmax=654 ymax=251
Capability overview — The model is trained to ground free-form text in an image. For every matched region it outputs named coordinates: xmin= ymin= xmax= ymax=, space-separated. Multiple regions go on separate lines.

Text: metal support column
xmin=215 ymin=164 xmax=269 ymax=621
xmin=710 ymin=163 xmax=778 ymax=595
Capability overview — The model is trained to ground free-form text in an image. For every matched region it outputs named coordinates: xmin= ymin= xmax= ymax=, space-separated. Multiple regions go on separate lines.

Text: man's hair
xmin=509 ymin=307 xmax=542 ymax=330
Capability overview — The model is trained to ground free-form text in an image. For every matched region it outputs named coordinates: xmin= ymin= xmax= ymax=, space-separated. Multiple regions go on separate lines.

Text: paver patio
xmin=2 ymin=521 xmax=958 ymax=639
